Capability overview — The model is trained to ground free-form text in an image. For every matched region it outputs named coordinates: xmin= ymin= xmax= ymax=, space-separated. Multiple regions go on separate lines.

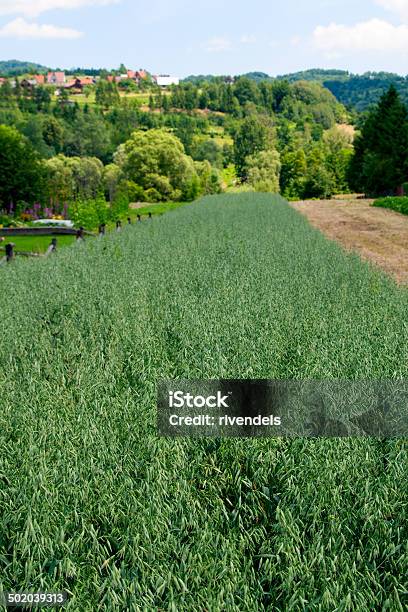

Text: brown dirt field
xmin=291 ymin=198 xmax=408 ymax=285
xmin=129 ymin=202 xmax=150 ymax=210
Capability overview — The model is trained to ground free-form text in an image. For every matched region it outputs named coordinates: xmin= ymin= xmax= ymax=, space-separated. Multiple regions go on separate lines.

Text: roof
xmin=77 ymin=76 xmax=94 ymax=85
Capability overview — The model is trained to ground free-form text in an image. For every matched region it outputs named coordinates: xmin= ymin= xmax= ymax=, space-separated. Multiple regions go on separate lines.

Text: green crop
xmin=0 ymin=193 xmax=407 ymax=611
xmin=373 ymin=196 xmax=408 ymax=215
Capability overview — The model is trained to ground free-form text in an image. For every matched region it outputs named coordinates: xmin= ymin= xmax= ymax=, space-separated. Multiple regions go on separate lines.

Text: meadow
xmin=0 ymin=235 xmax=77 ymax=254
xmin=0 ymin=193 xmax=407 ymax=610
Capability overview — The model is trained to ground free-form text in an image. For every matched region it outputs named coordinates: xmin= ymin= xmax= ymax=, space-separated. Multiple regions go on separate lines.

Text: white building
xmin=155 ymin=75 xmax=180 ymax=87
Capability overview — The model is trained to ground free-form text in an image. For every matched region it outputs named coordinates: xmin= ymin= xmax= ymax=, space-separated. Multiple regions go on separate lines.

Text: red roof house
xmin=47 ymin=71 xmax=66 ymax=85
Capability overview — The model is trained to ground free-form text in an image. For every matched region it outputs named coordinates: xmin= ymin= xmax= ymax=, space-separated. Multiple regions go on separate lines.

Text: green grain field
xmin=0 ymin=193 xmax=407 ymax=610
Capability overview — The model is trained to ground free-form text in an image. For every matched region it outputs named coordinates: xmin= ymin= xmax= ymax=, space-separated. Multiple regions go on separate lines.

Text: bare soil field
xmin=291 ymin=198 xmax=408 ymax=284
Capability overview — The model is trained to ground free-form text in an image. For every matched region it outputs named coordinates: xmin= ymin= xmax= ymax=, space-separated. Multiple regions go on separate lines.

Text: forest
xmin=185 ymin=69 xmax=408 ymax=111
xmin=0 ymin=66 xmax=407 ymax=229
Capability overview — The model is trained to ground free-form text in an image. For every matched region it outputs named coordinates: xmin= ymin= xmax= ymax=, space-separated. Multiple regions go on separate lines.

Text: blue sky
xmin=1 ymin=0 xmax=408 ymax=76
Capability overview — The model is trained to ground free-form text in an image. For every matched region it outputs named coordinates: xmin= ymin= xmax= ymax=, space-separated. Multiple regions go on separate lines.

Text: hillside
xmin=277 ymin=68 xmax=350 ymax=83
xmin=183 ymin=69 xmax=408 ymax=111
xmin=2 ymin=60 xmax=407 ymax=110
xmin=323 ymin=73 xmax=408 ymax=111
xmin=0 ymin=59 xmax=49 ymax=76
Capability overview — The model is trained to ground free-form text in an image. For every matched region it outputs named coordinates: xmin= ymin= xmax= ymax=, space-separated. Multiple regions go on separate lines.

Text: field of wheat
xmin=0 ymin=193 xmax=407 ymax=610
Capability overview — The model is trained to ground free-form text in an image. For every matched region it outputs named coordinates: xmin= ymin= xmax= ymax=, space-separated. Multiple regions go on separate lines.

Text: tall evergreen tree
xmin=348 ymin=85 xmax=408 ymax=195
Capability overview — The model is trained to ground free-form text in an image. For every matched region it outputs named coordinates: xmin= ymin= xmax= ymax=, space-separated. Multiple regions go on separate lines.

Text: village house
xmin=135 ymin=69 xmax=148 ymax=80
xmin=64 ymin=76 xmax=95 ymax=93
xmin=20 ymin=79 xmax=38 ymax=92
xmin=47 ymin=71 xmax=66 ymax=85
xmin=153 ymin=75 xmax=180 ymax=87
xmin=107 ymin=69 xmax=148 ymax=84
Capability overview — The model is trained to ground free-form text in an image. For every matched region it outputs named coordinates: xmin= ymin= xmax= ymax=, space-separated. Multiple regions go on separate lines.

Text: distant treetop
xmin=0 ymin=59 xmax=49 ymax=77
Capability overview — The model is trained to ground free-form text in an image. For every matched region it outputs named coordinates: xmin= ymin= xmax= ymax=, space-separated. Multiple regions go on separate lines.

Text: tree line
xmin=0 ymin=71 xmax=407 ymax=226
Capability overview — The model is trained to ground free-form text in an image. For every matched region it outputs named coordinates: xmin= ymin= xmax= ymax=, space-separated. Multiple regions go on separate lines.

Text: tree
xmin=194 ymin=160 xmax=223 ymax=195
xmin=304 ymin=144 xmax=337 ymax=199
xmin=0 ymin=79 xmax=14 ymax=104
xmin=44 ymin=154 xmax=104 ymax=204
xmin=0 ymin=124 xmax=45 ymax=211
xmin=34 ymin=86 xmax=51 ymax=112
xmin=63 ymin=111 xmax=113 ymax=162
xmin=42 ymin=116 xmax=64 ymax=154
xmin=280 ymin=149 xmax=307 ymax=199
xmin=245 ymin=149 xmax=281 ymax=193
xmin=44 ymin=155 xmax=74 ymax=204
xmin=323 ymin=126 xmax=353 ymax=194
xmin=20 ymin=116 xmax=53 ymax=158
xmin=193 ymin=139 xmax=224 ymax=168
xmin=234 ymin=115 xmax=275 ymax=179
xmin=95 ymin=80 xmax=120 ymax=109
xmin=348 ymin=85 xmax=408 ymax=195
xmin=115 ymin=129 xmax=200 ymax=201
xmin=233 ymin=77 xmax=260 ymax=107
xmin=103 ymin=163 xmax=124 ymax=202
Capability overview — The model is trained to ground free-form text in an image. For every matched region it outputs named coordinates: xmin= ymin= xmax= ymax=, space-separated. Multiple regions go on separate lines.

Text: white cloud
xmin=376 ymin=0 xmax=408 ymax=21
xmin=0 ymin=0 xmax=119 ymax=18
xmin=240 ymin=34 xmax=256 ymax=44
xmin=204 ymin=37 xmax=231 ymax=53
xmin=0 ymin=16 xmax=82 ymax=37
xmin=313 ymin=18 xmax=408 ymax=53
xmin=290 ymin=35 xmax=302 ymax=47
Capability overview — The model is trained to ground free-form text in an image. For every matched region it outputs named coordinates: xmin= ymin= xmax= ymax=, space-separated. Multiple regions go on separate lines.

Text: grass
xmin=0 ymin=193 xmax=407 ymax=610
xmin=128 ymin=201 xmax=192 ymax=219
xmin=1 ymin=235 xmax=77 ymax=254
xmin=373 ymin=196 xmax=408 ymax=215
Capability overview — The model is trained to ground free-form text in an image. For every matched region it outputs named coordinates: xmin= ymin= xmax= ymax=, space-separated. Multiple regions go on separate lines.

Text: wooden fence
xmin=0 ymin=216 xmax=152 ymax=266
xmin=0 ymin=227 xmax=95 ymax=237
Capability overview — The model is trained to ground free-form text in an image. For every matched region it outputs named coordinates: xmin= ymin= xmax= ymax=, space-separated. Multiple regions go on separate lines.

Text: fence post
xmin=45 ymin=238 xmax=57 ymax=257
xmin=5 ymin=243 xmax=14 ymax=262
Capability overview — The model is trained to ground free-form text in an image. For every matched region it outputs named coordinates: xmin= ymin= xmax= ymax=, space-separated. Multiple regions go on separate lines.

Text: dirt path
xmin=291 ymin=198 xmax=408 ymax=285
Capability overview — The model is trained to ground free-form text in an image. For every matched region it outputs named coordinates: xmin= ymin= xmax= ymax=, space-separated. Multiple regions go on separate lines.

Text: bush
xmin=373 ymin=196 xmax=408 ymax=215
xmin=109 ymin=189 xmax=129 ymax=221
xmin=68 ymin=195 xmax=109 ymax=230
xmin=125 ymin=181 xmax=145 ymax=203
xmin=0 ymin=213 xmax=14 ymax=227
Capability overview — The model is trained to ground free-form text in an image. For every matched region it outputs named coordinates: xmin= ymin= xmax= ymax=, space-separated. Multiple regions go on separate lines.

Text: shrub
xmin=373 ymin=196 xmax=408 ymax=215
xmin=68 ymin=195 xmax=109 ymax=229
